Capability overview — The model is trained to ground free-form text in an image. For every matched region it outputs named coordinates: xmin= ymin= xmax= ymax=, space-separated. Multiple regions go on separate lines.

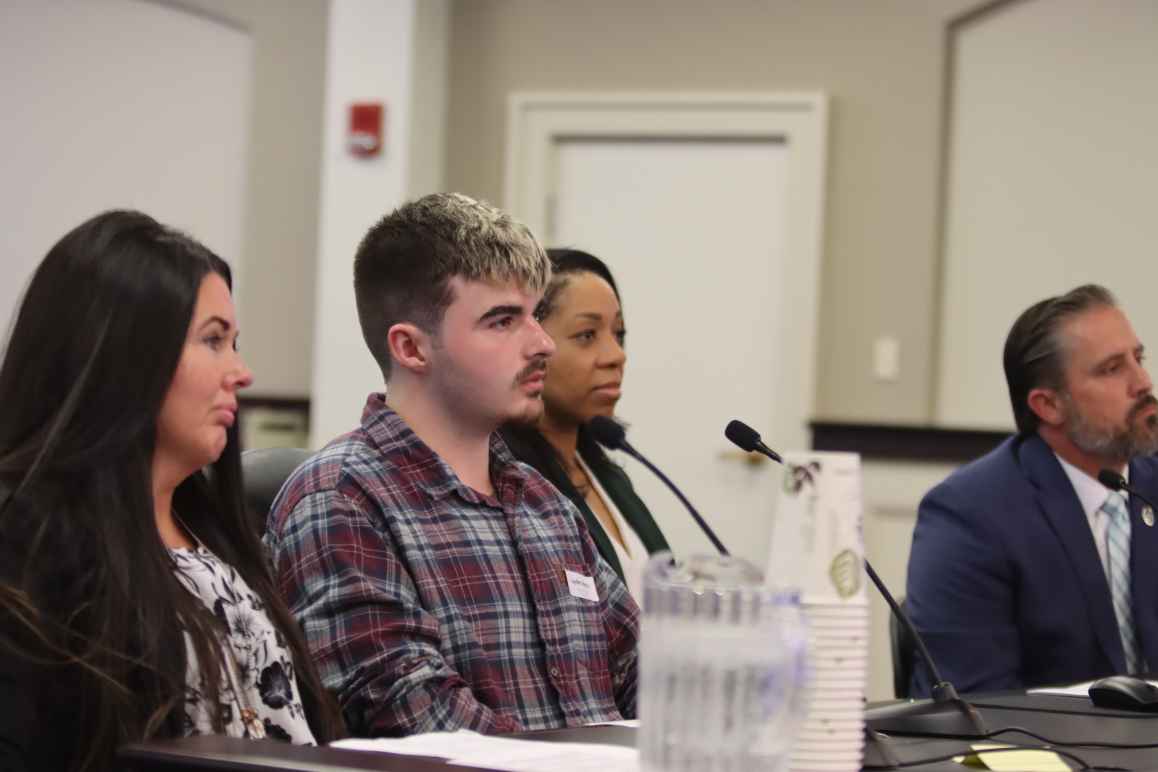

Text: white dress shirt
xmin=1055 ymin=453 xmax=1128 ymax=582
xmin=577 ymin=454 xmax=651 ymax=600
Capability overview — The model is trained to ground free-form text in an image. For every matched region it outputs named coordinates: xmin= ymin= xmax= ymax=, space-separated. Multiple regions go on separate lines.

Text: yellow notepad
xmin=954 ymin=742 xmax=1070 ymax=771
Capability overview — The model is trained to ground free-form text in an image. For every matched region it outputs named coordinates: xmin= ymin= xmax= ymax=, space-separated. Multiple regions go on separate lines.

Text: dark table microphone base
xmin=865 ymin=697 xmax=988 ymax=738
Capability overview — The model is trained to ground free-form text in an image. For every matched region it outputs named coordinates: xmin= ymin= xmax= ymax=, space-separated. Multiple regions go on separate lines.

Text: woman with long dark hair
xmin=501 ymin=248 xmax=668 ymax=599
xmin=0 ymin=210 xmax=342 ymax=771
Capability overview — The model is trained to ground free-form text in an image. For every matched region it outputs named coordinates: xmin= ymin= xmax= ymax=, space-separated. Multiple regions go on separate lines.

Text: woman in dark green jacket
xmin=501 ymin=249 xmax=668 ymax=598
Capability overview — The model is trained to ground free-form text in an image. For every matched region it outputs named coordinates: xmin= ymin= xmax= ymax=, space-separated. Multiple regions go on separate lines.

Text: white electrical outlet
xmin=873 ymin=336 xmax=900 ymax=381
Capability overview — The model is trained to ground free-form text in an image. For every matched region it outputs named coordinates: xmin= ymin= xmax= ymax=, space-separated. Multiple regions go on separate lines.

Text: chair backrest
xmin=890 ymin=595 xmax=917 ymax=698
xmin=240 ymin=447 xmax=312 ymax=537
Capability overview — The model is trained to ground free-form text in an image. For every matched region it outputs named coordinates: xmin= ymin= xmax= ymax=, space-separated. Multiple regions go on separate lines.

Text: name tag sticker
xmin=565 ymin=569 xmax=599 ymax=602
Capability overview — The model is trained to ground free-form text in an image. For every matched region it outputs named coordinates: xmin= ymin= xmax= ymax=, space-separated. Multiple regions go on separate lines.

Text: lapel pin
xmin=1143 ymin=506 xmax=1155 ymax=528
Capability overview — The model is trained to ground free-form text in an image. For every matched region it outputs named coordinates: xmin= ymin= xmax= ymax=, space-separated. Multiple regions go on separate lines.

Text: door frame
xmin=503 ymin=91 xmax=829 ymax=451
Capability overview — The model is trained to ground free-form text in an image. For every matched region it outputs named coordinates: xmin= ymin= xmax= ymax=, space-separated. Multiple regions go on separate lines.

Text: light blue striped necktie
xmin=1102 ymin=490 xmax=1141 ymax=674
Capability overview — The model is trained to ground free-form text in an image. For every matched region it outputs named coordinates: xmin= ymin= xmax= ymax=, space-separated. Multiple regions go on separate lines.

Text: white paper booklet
xmin=333 ymin=729 xmax=639 ymax=772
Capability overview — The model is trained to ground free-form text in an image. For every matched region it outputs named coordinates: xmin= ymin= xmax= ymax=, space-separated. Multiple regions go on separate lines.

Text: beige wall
xmin=445 ymin=0 xmax=982 ymax=424
xmin=151 ymin=0 xmax=993 ymax=419
xmin=163 ymin=0 xmax=328 ymax=398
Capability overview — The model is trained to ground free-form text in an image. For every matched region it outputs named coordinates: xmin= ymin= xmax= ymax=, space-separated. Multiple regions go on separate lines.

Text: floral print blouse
xmin=170 ymin=544 xmax=315 ymax=744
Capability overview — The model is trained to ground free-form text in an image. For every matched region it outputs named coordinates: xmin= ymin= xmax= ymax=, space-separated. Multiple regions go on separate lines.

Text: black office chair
xmin=890 ymin=595 xmax=917 ymax=698
xmin=240 ymin=447 xmax=312 ymax=537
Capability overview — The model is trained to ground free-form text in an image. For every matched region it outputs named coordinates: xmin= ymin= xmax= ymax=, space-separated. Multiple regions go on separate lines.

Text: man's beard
xmin=1063 ymin=393 xmax=1158 ymax=462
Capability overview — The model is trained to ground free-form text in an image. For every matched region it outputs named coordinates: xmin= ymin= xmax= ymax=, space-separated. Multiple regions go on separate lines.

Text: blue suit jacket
xmin=906 ymin=433 xmax=1158 ymax=695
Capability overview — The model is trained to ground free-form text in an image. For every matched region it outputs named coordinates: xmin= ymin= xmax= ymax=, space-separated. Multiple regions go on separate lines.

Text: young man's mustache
xmin=515 ymin=358 xmax=548 ymax=382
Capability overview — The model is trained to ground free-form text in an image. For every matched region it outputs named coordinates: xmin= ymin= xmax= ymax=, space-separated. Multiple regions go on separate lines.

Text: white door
xmin=507 ymin=94 xmax=827 ymax=570
xmin=548 ymin=137 xmax=797 ymax=567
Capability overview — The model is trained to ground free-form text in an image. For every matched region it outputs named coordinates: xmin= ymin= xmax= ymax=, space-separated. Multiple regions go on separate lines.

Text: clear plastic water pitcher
xmin=639 ymin=552 xmax=808 ymax=772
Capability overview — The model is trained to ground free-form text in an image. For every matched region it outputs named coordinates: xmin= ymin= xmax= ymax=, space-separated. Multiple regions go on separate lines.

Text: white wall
xmin=167 ymin=0 xmax=330 ymax=399
xmin=936 ymin=0 xmax=1158 ymax=429
xmin=308 ymin=0 xmax=449 ymax=448
xmin=0 ymin=0 xmax=251 ymax=337
xmin=863 ymin=459 xmax=960 ymax=700
xmin=406 ymin=0 xmax=451 ymax=200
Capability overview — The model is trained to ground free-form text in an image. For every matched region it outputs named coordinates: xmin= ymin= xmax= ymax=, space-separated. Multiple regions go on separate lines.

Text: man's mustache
xmin=1129 ymin=394 xmax=1158 ymax=420
xmin=515 ymin=358 xmax=548 ymax=383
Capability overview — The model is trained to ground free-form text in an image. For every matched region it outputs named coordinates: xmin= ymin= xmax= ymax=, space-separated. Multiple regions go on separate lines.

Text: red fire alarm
xmin=348 ymin=102 xmax=384 ymax=157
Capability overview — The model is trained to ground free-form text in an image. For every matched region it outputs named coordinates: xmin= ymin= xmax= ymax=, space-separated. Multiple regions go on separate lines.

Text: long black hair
xmin=501 ymin=248 xmax=623 ymax=511
xmin=0 ymin=210 xmax=342 ymax=770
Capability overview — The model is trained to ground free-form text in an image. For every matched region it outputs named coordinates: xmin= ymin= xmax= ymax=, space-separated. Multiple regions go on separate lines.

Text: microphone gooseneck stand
xmin=723 ymin=419 xmax=988 ymax=768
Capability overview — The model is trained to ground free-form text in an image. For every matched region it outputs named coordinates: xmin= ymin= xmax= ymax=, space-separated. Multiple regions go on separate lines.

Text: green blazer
xmin=577 ymin=446 xmax=670 ymax=582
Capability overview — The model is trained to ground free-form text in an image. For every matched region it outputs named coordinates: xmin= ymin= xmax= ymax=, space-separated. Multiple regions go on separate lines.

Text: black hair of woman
xmin=0 ymin=210 xmax=342 ymax=770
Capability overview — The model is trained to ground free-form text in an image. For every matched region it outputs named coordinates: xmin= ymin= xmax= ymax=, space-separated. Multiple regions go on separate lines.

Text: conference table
xmin=119 ymin=692 xmax=1158 ymax=771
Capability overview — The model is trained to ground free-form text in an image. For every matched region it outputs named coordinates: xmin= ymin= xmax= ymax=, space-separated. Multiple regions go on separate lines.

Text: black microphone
xmin=724 ymin=418 xmax=986 ymax=743
xmin=724 ymin=419 xmax=783 ymax=463
xmin=1098 ymin=469 xmax=1158 ymax=513
xmin=587 ymin=415 xmax=730 ymax=556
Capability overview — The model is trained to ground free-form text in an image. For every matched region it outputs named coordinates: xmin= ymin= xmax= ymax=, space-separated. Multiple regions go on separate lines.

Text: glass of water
xmin=638 ymin=552 xmax=807 ymax=772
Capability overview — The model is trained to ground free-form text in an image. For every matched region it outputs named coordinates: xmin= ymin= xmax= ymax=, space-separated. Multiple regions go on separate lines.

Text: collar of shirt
xmin=1055 ymin=452 xmax=1129 ymax=520
xmin=359 ymin=392 xmax=528 ymax=509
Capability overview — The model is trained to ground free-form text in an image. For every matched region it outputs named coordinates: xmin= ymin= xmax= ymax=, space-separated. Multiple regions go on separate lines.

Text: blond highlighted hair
xmin=354 ymin=193 xmax=551 ymax=379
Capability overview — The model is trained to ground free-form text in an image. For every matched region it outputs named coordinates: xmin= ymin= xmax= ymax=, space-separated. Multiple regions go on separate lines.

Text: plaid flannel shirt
xmin=266 ymin=394 xmax=639 ymax=736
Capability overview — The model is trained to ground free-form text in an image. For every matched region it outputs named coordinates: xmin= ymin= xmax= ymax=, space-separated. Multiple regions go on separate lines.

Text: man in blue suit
xmin=908 ymin=285 xmax=1158 ymax=695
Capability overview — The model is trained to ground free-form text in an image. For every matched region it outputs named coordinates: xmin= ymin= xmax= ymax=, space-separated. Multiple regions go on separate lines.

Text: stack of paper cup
xmin=765 ymin=452 xmax=868 ymax=772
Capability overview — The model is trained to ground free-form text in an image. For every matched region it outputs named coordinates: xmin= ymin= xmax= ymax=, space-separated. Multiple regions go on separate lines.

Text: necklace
xmin=171 ymin=509 xmax=202 ymax=550
xmin=223 ymin=647 xmax=265 ymax=738
xmin=567 ymin=457 xmax=592 ymax=496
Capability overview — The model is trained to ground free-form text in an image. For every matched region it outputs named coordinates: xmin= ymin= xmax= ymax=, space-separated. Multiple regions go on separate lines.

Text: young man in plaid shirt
xmin=266 ymin=193 xmax=639 ymax=737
